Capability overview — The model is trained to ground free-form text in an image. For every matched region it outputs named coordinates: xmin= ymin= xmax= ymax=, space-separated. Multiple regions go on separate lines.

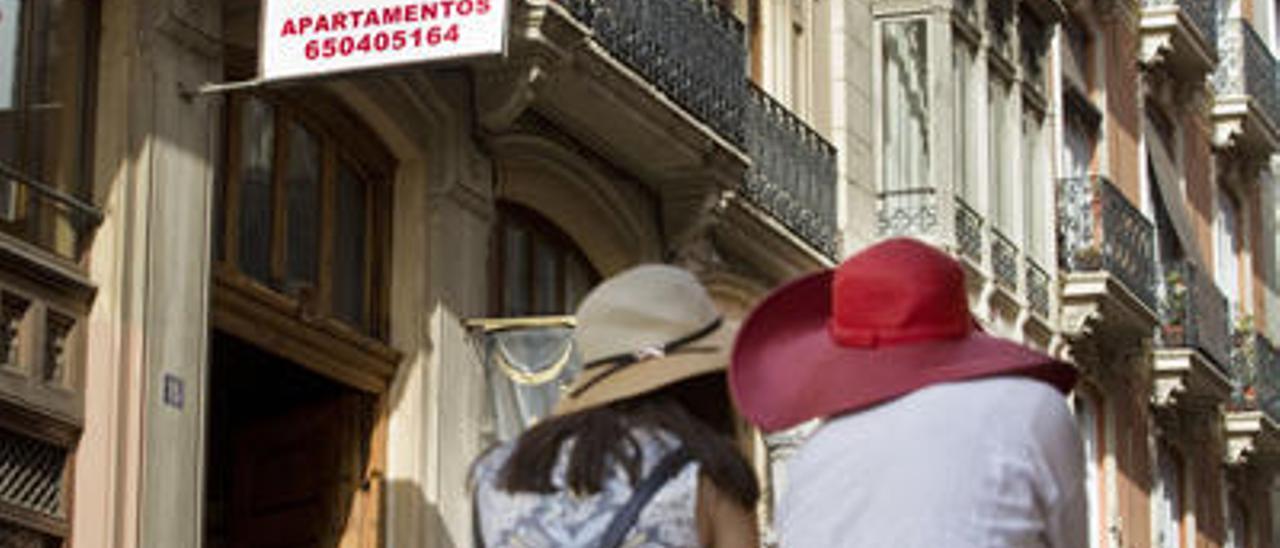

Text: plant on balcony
xmin=1071 ymin=243 xmax=1102 ymax=270
xmin=1160 ymin=269 xmax=1188 ymax=346
xmin=1230 ymin=314 xmax=1259 ymax=410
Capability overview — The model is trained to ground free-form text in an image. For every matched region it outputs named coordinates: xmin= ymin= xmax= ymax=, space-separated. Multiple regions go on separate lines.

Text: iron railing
xmin=1057 ymin=175 xmax=1157 ymax=311
xmin=955 ymin=197 xmax=984 ymax=264
xmin=1231 ymin=329 xmax=1280 ymax=422
xmin=743 ymin=84 xmax=840 ymax=258
xmin=991 ymin=228 xmax=1019 ymax=291
xmin=1160 ymin=260 xmax=1232 ymax=373
xmin=877 ymin=187 xmax=938 ymax=238
xmin=1026 ymin=258 xmax=1051 ymax=318
xmin=1142 ymin=0 xmax=1218 ymax=57
xmin=0 ymin=162 xmax=102 ymax=259
xmin=1214 ymin=19 xmax=1280 ymax=132
xmin=556 ymin=1 xmax=838 ymax=258
xmin=555 ymin=0 xmax=749 ymax=147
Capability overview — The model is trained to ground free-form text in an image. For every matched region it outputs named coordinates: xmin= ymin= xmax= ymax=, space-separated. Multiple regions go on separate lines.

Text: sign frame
xmin=255 ymin=0 xmax=510 ymax=84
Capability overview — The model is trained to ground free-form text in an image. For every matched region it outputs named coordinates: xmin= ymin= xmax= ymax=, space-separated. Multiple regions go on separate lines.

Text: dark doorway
xmin=204 ymin=331 xmax=375 ymax=548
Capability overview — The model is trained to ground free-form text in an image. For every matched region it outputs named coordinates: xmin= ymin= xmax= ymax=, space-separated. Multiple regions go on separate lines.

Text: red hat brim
xmin=729 ymin=270 xmax=1077 ymax=432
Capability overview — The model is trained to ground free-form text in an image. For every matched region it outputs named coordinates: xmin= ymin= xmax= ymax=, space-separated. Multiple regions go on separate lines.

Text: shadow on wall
xmin=386 ymin=479 xmax=461 ymax=548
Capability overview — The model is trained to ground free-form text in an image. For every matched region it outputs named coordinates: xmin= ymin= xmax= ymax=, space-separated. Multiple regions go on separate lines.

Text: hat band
xmin=569 ymin=317 xmax=724 ymax=398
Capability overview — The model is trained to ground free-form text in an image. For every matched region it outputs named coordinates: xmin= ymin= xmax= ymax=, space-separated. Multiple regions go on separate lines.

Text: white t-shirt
xmin=778 ymin=377 xmax=1086 ymax=548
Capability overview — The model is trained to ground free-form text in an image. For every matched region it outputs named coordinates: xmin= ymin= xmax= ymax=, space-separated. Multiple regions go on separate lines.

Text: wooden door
xmin=227 ymin=394 xmax=365 ymax=548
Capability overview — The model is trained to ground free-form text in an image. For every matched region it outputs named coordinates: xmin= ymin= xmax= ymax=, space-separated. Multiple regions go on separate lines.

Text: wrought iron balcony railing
xmin=743 ymin=83 xmax=840 ymax=258
xmin=555 ymin=0 xmax=749 ymax=147
xmin=1214 ymin=19 xmax=1280 ymax=132
xmin=1231 ymin=328 xmax=1280 ymax=422
xmin=955 ymin=197 xmax=983 ymax=264
xmin=1142 ymin=0 xmax=1218 ymax=57
xmin=876 ymin=187 xmax=938 ymax=238
xmin=1026 ymin=257 xmax=1051 ymax=318
xmin=991 ymin=228 xmax=1019 ymax=292
xmin=0 ymin=162 xmax=102 ymax=260
xmin=1160 ymin=260 xmax=1232 ymax=374
xmin=1057 ymin=175 xmax=1157 ymax=311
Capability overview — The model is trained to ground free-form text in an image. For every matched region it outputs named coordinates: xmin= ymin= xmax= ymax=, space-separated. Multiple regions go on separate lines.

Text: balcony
xmin=490 ymin=0 xmax=838 ymax=265
xmin=554 ymin=0 xmax=748 ymax=147
xmin=1151 ymin=260 xmax=1233 ymax=407
xmin=1212 ymin=19 xmax=1280 ymax=157
xmin=483 ymin=0 xmax=751 ymax=213
xmin=741 ymin=84 xmax=840 ymax=258
xmin=877 ymin=188 xmax=938 ymax=239
xmin=991 ymin=229 xmax=1019 ymax=293
xmin=1025 ymin=258 xmax=1051 ymax=319
xmin=1056 ymin=175 xmax=1158 ymax=340
xmin=1225 ymin=329 xmax=1280 ymax=467
xmin=955 ymin=198 xmax=984 ymax=265
xmin=1139 ymin=0 xmax=1218 ymax=80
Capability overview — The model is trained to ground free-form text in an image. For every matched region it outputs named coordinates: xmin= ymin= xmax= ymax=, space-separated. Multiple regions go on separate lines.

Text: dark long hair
xmin=498 ymin=374 xmax=760 ymax=508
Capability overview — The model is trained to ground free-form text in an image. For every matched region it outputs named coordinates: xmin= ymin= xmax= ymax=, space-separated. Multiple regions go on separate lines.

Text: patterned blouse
xmin=471 ymin=429 xmax=701 ymax=547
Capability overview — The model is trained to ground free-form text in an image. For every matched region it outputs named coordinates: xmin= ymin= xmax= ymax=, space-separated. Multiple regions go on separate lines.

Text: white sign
xmin=260 ymin=0 xmax=508 ymax=81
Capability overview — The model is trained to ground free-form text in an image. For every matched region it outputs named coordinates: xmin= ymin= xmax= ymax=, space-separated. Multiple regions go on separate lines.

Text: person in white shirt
xmin=729 ymin=238 xmax=1086 ymax=547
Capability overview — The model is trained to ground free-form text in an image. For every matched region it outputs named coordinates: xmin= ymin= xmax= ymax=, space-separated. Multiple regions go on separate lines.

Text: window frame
xmin=216 ymin=90 xmax=394 ymax=341
xmin=0 ymin=0 xmax=100 ymax=260
xmin=489 ymin=202 xmax=599 ymax=318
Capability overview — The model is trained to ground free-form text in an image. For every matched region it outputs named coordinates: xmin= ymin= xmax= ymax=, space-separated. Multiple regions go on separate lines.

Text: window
xmin=789 ymin=2 xmax=811 ymax=118
xmin=0 ymin=0 xmax=96 ymax=258
xmin=0 ymin=426 xmax=70 ymax=547
xmin=880 ymin=19 xmax=929 ymax=194
xmin=1216 ymin=189 xmax=1244 ymax=316
xmin=216 ymin=93 xmax=392 ymax=338
xmin=1023 ymin=111 xmax=1047 ymax=261
xmin=989 ymin=78 xmax=1014 ymax=232
xmin=1074 ymin=392 xmax=1105 ymax=548
xmin=1225 ymin=495 xmax=1249 ymax=548
xmin=1152 ymin=443 xmax=1184 ymax=548
xmin=492 ymin=203 xmax=598 ymax=317
xmin=953 ymin=41 xmax=979 ymax=205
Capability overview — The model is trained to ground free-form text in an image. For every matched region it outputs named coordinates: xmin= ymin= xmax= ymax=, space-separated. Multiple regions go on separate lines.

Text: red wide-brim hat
xmin=730 ymin=238 xmax=1077 ymax=432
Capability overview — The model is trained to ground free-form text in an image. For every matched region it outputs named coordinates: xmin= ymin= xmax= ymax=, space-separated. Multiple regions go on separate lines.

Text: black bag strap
xmin=598 ymin=447 xmax=694 ymax=548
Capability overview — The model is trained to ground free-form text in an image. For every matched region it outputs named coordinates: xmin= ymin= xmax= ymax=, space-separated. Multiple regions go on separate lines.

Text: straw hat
xmin=553 ymin=264 xmax=736 ymax=416
xmin=730 ymin=238 xmax=1077 ymax=432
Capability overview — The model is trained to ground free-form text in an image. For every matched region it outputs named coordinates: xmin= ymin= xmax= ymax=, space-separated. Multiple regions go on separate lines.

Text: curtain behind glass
xmin=881 ymin=20 xmax=929 ymax=194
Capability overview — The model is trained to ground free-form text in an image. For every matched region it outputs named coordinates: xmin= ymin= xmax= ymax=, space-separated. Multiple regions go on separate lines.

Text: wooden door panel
xmin=228 ymin=395 xmax=362 ymax=548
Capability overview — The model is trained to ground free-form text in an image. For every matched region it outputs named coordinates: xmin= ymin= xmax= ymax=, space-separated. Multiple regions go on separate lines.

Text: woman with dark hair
xmin=471 ymin=265 xmax=760 ymax=547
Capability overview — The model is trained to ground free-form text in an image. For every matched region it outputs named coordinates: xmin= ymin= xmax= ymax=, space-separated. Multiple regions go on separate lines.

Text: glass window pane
xmin=880 ymin=19 xmax=929 ymax=193
xmin=953 ymin=43 xmax=978 ymax=204
xmin=532 ymin=236 xmax=559 ymax=315
xmin=502 ymin=224 xmax=530 ymax=316
xmin=27 ymin=0 xmax=88 ymax=257
xmin=332 ymin=164 xmax=367 ymax=329
xmin=989 ymin=81 xmax=1010 ymax=230
xmin=284 ymin=123 xmax=320 ymax=296
xmin=0 ymin=0 xmax=22 ymax=168
xmin=564 ymin=255 xmax=591 ymax=312
xmin=238 ymin=98 xmax=275 ymax=284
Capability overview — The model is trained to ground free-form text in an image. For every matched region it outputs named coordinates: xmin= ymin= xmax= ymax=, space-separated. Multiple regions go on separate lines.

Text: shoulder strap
xmin=597 ymin=447 xmax=694 ymax=548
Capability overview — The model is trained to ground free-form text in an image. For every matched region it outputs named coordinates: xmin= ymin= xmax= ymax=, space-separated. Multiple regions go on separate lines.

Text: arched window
xmin=215 ymin=91 xmax=392 ymax=338
xmin=491 ymin=202 xmax=598 ymax=317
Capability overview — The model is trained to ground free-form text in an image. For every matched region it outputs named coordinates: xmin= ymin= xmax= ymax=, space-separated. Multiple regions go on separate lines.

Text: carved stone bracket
xmin=474 ymin=2 xmax=578 ymax=132
xmin=1061 ymin=288 xmax=1156 ymax=390
xmin=1151 ymin=348 xmax=1233 ymax=409
xmin=1224 ymin=410 xmax=1280 ymax=469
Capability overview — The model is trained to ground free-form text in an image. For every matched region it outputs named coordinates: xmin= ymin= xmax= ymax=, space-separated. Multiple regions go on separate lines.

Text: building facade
xmin=0 ymin=0 xmax=856 ymax=546
xmin=0 ymin=0 xmax=1277 ymax=546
